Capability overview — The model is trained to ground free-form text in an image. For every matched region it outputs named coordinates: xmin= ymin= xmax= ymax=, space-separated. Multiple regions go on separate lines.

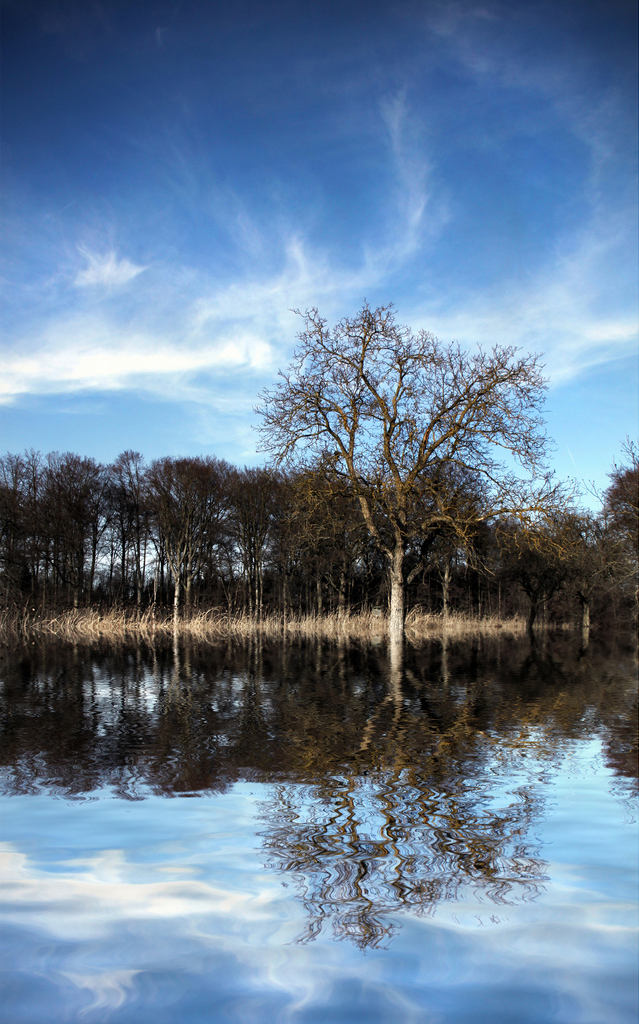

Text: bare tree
xmin=257 ymin=303 xmax=558 ymax=644
xmin=599 ymin=441 xmax=639 ymax=621
xmin=147 ymin=456 xmax=229 ymax=628
xmin=228 ymin=467 xmax=278 ymax=617
xmin=42 ymin=453 xmax=108 ymax=608
xmin=561 ymin=513 xmax=624 ymax=644
xmin=604 ymin=439 xmax=639 ymax=557
xmin=500 ymin=520 xmax=571 ymax=635
xmin=282 ymin=470 xmax=367 ymax=616
xmin=0 ymin=453 xmax=28 ymax=601
xmin=109 ymin=452 xmax=151 ymax=612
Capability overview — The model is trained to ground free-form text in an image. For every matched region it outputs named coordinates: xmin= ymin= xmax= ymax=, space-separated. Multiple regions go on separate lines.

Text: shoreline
xmin=0 ymin=606 xmax=560 ymax=645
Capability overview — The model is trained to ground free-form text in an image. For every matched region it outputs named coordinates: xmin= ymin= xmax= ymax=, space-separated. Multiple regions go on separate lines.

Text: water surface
xmin=1 ymin=636 xmax=637 ymax=1022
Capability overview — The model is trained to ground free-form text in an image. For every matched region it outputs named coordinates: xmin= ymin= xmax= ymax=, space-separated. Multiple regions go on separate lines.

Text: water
xmin=0 ymin=636 xmax=637 ymax=1023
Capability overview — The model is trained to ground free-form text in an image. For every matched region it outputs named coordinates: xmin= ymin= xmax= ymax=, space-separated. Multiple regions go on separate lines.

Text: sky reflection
xmin=1 ymin=638 xmax=637 ymax=1022
xmin=1 ymin=764 xmax=636 ymax=1024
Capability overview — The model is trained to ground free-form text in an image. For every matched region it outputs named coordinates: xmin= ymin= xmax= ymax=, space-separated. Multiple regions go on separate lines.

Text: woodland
xmin=1 ymin=306 xmax=637 ymax=642
xmin=0 ymin=438 xmax=636 ymax=640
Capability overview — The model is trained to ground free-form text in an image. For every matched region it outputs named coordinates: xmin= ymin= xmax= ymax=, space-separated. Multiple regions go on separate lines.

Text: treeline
xmin=0 ymin=447 xmax=637 ymax=633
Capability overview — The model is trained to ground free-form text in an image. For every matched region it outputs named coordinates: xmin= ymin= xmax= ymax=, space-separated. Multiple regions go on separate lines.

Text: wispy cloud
xmin=2 ymin=231 xmax=388 ymax=409
xmin=1 ymin=111 xmax=447 ymax=409
xmin=373 ymin=90 xmax=451 ymax=274
xmin=74 ymin=248 xmax=147 ymax=288
xmin=1 ymin=72 xmax=634 ymax=418
xmin=391 ymin=7 xmax=638 ymax=384
xmin=425 ymin=0 xmax=635 ymax=189
xmin=0 ymin=317 xmax=275 ymax=406
xmin=380 ymin=92 xmax=430 ymax=249
xmin=3 ymin=200 xmax=635 ymax=408
xmin=408 ymin=209 xmax=638 ymax=384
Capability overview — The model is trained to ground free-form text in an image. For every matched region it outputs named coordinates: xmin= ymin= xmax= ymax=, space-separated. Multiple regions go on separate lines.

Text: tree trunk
xmin=173 ymin=575 xmax=180 ymax=631
xmin=136 ymin=535 xmax=142 ymax=613
xmin=580 ymin=596 xmax=590 ymax=645
xmin=120 ymin=528 xmax=127 ymax=604
xmin=172 ymin=629 xmax=180 ymax=683
xmin=141 ymin=534 xmax=147 ymax=609
xmin=527 ymin=596 xmax=538 ymax=635
xmin=282 ymin=569 xmax=289 ymax=618
xmin=338 ymin=570 xmax=346 ymax=618
xmin=316 ymin=574 xmax=322 ymax=615
xmin=185 ymin=573 xmax=191 ymax=620
xmin=87 ymin=533 xmax=97 ymax=608
xmin=389 ymin=545 xmax=405 ymax=645
xmin=442 ymin=560 xmax=451 ymax=624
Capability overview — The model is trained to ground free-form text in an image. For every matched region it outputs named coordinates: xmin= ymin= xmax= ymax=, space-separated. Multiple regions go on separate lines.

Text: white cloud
xmin=0 ymin=92 xmax=448 ymax=412
xmin=1 ymin=231 xmax=361 ymax=407
xmin=377 ymin=91 xmax=450 ymax=267
xmin=1 ymin=83 xmax=634 ymax=417
xmin=3 ymin=208 xmax=635 ymax=410
xmin=380 ymin=92 xmax=429 ymax=239
xmin=0 ymin=318 xmax=275 ymax=406
xmin=420 ymin=296 xmax=637 ymax=386
xmin=74 ymin=249 xmax=147 ymax=288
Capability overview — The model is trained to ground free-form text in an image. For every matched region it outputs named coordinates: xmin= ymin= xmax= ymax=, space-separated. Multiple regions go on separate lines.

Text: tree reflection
xmin=0 ymin=636 xmax=636 ymax=946
xmin=259 ymin=647 xmax=550 ymax=948
xmin=261 ymin=768 xmax=548 ymax=948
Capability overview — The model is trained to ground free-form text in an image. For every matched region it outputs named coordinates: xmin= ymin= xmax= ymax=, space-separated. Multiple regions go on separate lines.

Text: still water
xmin=0 ymin=636 xmax=637 ymax=1023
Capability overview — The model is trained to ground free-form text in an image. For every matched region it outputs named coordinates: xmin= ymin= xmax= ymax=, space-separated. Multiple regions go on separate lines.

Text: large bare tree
xmin=257 ymin=303 xmax=557 ymax=644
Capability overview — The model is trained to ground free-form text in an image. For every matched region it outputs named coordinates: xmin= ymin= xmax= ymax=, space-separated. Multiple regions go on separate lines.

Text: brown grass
xmin=0 ymin=605 xmax=532 ymax=645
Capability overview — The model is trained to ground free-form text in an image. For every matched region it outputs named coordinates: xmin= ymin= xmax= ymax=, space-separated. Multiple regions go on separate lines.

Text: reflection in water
xmin=261 ymin=769 xmax=546 ymax=948
xmin=0 ymin=635 xmax=637 ymax=953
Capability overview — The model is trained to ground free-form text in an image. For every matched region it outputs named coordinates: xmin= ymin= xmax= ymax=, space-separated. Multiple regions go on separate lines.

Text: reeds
xmin=0 ymin=605 xmax=531 ymax=645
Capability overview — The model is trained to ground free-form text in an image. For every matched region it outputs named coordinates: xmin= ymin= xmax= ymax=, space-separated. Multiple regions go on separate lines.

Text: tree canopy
xmin=257 ymin=303 xmax=561 ymax=641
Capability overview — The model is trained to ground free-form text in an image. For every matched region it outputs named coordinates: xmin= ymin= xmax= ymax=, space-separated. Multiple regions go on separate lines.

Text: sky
xmin=1 ymin=0 xmax=637 ymax=498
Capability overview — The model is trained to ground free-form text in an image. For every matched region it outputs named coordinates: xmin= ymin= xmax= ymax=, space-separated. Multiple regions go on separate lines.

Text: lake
xmin=1 ymin=635 xmax=637 ymax=1023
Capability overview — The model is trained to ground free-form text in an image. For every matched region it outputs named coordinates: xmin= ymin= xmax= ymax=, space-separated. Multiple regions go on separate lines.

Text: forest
xmin=0 ymin=442 xmax=636 ymax=639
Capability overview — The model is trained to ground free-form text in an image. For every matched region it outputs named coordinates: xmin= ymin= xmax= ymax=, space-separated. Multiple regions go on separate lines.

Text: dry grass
xmin=405 ymin=608 xmax=530 ymax=639
xmin=0 ymin=605 xmax=531 ymax=645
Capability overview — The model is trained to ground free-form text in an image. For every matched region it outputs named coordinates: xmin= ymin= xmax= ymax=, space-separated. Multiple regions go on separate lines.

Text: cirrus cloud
xmin=74 ymin=248 xmax=147 ymax=288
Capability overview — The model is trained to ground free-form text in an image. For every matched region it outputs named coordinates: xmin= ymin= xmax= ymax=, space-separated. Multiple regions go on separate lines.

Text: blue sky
xmin=1 ymin=0 xmax=637 ymax=496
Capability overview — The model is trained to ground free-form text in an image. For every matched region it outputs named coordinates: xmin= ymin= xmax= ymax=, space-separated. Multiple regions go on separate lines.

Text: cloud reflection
xmin=0 ymin=842 xmax=268 ymax=940
xmin=61 ymin=970 xmax=140 ymax=1017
